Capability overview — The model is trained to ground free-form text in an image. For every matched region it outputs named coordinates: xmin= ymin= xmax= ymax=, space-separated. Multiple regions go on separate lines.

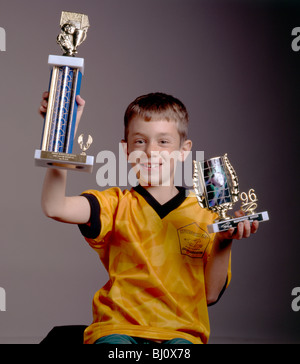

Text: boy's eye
xmin=159 ymin=140 xmax=169 ymax=144
xmin=135 ymin=139 xmax=145 ymax=144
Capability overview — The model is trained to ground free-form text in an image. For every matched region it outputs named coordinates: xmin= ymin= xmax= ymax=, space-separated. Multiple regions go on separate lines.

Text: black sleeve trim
xmin=207 ymin=276 xmax=228 ymax=307
xmin=78 ymin=193 xmax=101 ymax=239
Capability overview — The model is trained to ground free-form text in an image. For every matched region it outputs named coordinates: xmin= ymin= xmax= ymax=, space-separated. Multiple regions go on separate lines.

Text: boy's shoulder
xmin=82 ymin=186 xmax=132 ymax=202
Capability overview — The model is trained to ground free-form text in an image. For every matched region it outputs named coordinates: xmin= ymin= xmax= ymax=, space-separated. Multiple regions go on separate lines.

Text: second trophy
xmin=193 ymin=154 xmax=269 ymax=233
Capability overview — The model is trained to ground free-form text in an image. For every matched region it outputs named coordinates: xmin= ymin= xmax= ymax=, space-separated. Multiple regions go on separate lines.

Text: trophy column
xmin=34 ymin=12 xmax=94 ymax=173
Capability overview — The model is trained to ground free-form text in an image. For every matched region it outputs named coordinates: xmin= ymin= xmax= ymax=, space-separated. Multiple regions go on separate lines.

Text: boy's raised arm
xmin=39 ymin=92 xmax=91 ymax=225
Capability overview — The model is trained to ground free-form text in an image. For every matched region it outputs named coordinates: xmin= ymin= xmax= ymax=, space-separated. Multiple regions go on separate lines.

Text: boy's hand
xmin=39 ymin=91 xmax=49 ymax=117
xmin=216 ymin=210 xmax=259 ymax=241
xmin=39 ymin=91 xmax=85 ymax=135
xmin=74 ymin=94 xmax=86 ymax=134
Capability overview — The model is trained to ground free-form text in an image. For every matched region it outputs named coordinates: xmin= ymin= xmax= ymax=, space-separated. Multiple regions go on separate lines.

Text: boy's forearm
xmin=41 ymin=168 xmax=91 ymax=224
xmin=41 ymin=168 xmax=68 ymax=219
xmin=204 ymin=214 xmax=259 ymax=305
xmin=204 ymin=235 xmax=232 ymax=305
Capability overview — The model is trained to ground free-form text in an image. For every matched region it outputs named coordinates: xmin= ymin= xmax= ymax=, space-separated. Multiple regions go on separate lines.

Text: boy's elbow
xmin=41 ymin=202 xmax=62 ymax=221
xmin=206 ymin=293 xmax=219 ymax=306
xmin=206 ymin=278 xmax=229 ymax=306
xmin=42 ymin=205 xmax=57 ymax=220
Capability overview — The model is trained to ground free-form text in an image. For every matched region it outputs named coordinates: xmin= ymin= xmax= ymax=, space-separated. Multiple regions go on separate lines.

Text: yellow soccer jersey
xmin=78 ymin=185 xmax=231 ymax=344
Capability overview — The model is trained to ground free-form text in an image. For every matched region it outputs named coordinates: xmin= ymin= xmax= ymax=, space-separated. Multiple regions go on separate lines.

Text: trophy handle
xmin=74 ymin=28 xmax=87 ymax=49
xmin=193 ymin=160 xmax=208 ymax=209
xmin=223 ymin=153 xmax=239 ymax=203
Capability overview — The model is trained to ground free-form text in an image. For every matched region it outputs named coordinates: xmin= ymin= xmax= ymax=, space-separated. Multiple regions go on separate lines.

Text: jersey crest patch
xmin=177 ymin=223 xmax=210 ymax=258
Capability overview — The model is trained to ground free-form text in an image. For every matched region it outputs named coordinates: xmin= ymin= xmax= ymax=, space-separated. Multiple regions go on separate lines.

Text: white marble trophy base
xmin=34 ymin=150 xmax=94 ymax=173
xmin=207 ymin=211 xmax=269 ymax=233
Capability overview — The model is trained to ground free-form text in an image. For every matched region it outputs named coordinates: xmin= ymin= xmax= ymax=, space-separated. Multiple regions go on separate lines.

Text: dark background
xmin=0 ymin=0 xmax=299 ymax=343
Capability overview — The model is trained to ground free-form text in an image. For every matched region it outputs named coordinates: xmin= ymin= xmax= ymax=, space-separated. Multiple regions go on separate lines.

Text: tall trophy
xmin=193 ymin=154 xmax=269 ymax=233
xmin=34 ymin=11 xmax=94 ymax=173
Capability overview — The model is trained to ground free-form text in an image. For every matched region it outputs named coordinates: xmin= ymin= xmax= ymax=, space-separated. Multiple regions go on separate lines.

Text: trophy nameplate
xmin=34 ymin=11 xmax=94 ymax=173
xmin=193 ymin=154 xmax=269 ymax=233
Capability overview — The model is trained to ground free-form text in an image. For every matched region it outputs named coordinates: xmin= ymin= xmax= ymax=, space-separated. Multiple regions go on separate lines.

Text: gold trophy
xmin=193 ymin=154 xmax=269 ymax=233
xmin=34 ymin=11 xmax=94 ymax=173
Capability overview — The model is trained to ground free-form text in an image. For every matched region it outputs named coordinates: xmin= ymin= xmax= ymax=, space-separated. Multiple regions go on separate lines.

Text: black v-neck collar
xmin=134 ymin=184 xmax=187 ymax=219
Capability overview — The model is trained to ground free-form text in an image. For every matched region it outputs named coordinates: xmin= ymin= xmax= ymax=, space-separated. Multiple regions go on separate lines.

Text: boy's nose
xmin=145 ymin=143 xmax=160 ymax=158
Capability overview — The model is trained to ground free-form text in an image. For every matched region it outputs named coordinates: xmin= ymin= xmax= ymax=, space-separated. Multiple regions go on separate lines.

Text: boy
xmin=39 ymin=92 xmax=259 ymax=344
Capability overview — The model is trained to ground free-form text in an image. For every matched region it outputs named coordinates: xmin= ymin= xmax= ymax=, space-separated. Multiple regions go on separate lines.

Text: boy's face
xmin=123 ymin=117 xmax=192 ymax=187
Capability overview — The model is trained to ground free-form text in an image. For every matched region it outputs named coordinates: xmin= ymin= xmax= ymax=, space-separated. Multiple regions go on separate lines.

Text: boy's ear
xmin=121 ymin=139 xmax=129 ymax=160
xmin=179 ymin=139 xmax=192 ymax=162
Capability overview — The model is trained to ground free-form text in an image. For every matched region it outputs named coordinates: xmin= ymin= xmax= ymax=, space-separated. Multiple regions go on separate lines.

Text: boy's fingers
xmin=220 ymin=228 xmax=235 ymax=240
xmin=39 ymin=105 xmax=46 ymax=116
xmin=76 ymin=94 xmax=85 ymax=105
xmin=228 ymin=228 xmax=235 ymax=237
xmin=42 ymin=91 xmax=49 ymax=99
xmin=234 ymin=209 xmax=245 ymax=218
xmin=219 ymin=215 xmax=259 ymax=242
xmin=243 ymin=220 xmax=251 ymax=238
xmin=251 ymin=220 xmax=259 ymax=234
xmin=235 ymin=222 xmax=244 ymax=240
xmin=39 ymin=99 xmax=47 ymax=111
xmin=41 ymin=99 xmax=48 ymax=108
xmin=39 ymin=92 xmax=49 ymax=117
xmin=76 ymin=95 xmax=86 ymax=112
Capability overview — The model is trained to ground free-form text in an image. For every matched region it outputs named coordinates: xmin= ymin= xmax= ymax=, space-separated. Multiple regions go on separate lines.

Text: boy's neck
xmin=140 ymin=184 xmax=179 ymax=205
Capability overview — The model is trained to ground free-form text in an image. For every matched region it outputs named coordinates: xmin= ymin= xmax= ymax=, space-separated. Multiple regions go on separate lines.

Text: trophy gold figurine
xmin=193 ymin=154 xmax=269 ymax=233
xmin=34 ymin=11 xmax=94 ymax=173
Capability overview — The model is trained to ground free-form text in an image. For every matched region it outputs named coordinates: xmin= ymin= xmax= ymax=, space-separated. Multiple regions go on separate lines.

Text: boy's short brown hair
xmin=124 ymin=92 xmax=189 ymax=145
